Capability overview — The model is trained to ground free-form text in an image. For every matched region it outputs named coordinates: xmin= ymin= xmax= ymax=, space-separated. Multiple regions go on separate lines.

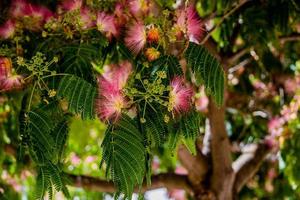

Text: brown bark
xmin=208 ymin=101 xmax=235 ymax=200
xmin=67 ymin=173 xmax=192 ymax=193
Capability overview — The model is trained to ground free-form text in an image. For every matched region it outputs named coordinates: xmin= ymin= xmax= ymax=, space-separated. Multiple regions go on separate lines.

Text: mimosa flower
xmin=145 ymin=47 xmax=160 ymax=61
xmin=128 ymin=0 xmax=150 ymax=17
xmin=26 ymin=4 xmax=54 ymax=23
xmin=168 ymin=76 xmax=193 ymax=113
xmin=61 ymin=0 xmax=82 ymax=11
xmin=147 ymin=26 xmax=160 ymax=43
xmin=0 ymin=20 xmax=16 ymax=39
xmin=101 ymin=61 xmax=132 ymax=92
xmin=96 ymin=61 xmax=132 ymax=121
xmin=125 ymin=22 xmax=146 ymax=55
xmin=0 ymin=75 xmax=24 ymax=91
xmin=97 ymin=12 xmax=118 ymax=39
xmin=9 ymin=0 xmax=29 ymax=18
xmin=0 ymin=57 xmax=23 ymax=91
xmin=175 ymin=6 xmax=204 ymax=43
xmin=97 ymin=91 xmax=128 ymax=121
xmin=79 ymin=7 xmax=94 ymax=30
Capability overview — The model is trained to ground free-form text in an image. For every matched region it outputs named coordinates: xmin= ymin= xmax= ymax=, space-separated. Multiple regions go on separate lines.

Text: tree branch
xmin=208 ymin=100 xmax=234 ymax=199
xmin=279 ymin=34 xmax=300 ymax=44
xmin=233 ymin=142 xmax=272 ymax=193
xmin=66 ymin=173 xmax=192 ymax=193
xmin=177 ymin=145 xmax=208 ymax=187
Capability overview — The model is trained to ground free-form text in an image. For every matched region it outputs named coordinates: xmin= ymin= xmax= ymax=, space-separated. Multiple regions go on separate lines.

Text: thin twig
xmin=200 ymin=0 xmax=251 ymax=45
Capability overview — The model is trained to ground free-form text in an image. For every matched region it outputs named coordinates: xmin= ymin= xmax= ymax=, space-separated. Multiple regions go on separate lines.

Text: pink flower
xmin=267 ymin=117 xmax=284 ymax=137
xmin=175 ymin=166 xmax=188 ymax=175
xmin=85 ymin=156 xmax=97 ymax=164
xmin=175 ymin=6 xmax=204 ymax=43
xmin=61 ymin=0 xmax=82 ymax=11
xmin=0 ymin=75 xmax=23 ymax=92
xmin=79 ymin=7 xmax=94 ymax=29
xmin=128 ymin=0 xmax=150 ymax=17
xmin=169 ymin=76 xmax=193 ymax=113
xmin=195 ymin=95 xmax=208 ymax=112
xmin=97 ymin=91 xmax=128 ymax=121
xmin=26 ymin=4 xmax=54 ymax=23
xmin=97 ymin=12 xmax=118 ymax=39
xmin=125 ymin=21 xmax=146 ymax=55
xmin=0 ymin=20 xmax=16 ymax=39
xmin=195 ymin=87 xmax=208 ymax=112
xmin=9 ymin=0 xmax=29 ymax=18
xmin=96 ymin=61 xmax=132 ymax=122
xmin=0 ymin=57 xmax=23 ymax=92
xmin=101 ymin=61 xmax=132 ymax=92
xmin=70 ymin=153 xmax=81 ymax=166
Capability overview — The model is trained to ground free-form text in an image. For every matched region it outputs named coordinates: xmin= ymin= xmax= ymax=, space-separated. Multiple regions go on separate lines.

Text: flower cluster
xmin=0 ymin=0 xmax=205 ymax=58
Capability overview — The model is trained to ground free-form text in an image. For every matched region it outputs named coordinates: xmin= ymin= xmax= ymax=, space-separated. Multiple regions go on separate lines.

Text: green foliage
xmin=35 ymin=164 xmax=69 ymax=200
xmin=185 ymin=42 xmax=225 ymax=106
xmin=58 ymin=44 xmax=100 ymax=80
xmin=144 ymin=110 xmax=167 ymax=148
xmin=27 ymin=110 xmax=56 ymax=163
xmin=57 ymin=75 xmax=97 ymax=120
xmin=151 ymin=55 xmax=183 ymax=77
xmin=100 ymin=115 xmax=146 ymax=199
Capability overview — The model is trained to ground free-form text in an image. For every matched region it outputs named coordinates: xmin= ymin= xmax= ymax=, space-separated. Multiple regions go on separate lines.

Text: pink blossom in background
xmin=97 ymin=12 xmax=118 ymax=39
xmin=85 ymin=156 xmax=97 ymax=164
xmin=1 ymin=171 xmax=22 ymax=192
xmin=125 ymin=21 xmax=146 ymax=55
xmin=195 ymin=87 xmax=209 ymax=112
xmin=70 ymin=153 xmax=81 ymax=166
xmin=267 ymin=117 xmax=284 ymax=137
xmin=175 ymin=166 xmax=188 ymax=175
xmin=0 ymin=20 xmax=16 ymax=39
xmin=175 ymin=6 xmax=204 ymax=43
xmin=169 ymin=76 xmax=194 ymax=114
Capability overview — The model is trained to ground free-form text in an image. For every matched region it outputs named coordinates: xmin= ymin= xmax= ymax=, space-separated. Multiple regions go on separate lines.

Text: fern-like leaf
xmin=27 ymin=110 xmax=55 ymax=160
xmin=35 ymin=167 xmax=50 ymax=200
xmin=185 ymin=42 xmax=225 ymax=106
xmin=57 ymin=75 xmax=97 ymax=119
xmin=101 ymin=115 xmax=146 ymax=198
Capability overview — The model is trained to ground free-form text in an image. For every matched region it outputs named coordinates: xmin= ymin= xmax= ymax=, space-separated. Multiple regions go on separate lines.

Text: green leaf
xmin=144 ymin=110 xmax=167 ymax=148
xmin=101 ymin=115 xmax=146 ymax=198
xmin=57 ymin=75 xmax=97 ymax=119
xmin=185 ymin=42 xmax=225 ymax=106
xmin=51 ymin=119 xmax=69 ymax=163
xmin=27 ymin=110 xmax=56 ymax=161
xmin=59 ymin=44 xmax=99 ymax=80
xmin=35 ymin=167 xmax=50 ymax=200
xmin=151 ymin=55 xmax=183 ymax=77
